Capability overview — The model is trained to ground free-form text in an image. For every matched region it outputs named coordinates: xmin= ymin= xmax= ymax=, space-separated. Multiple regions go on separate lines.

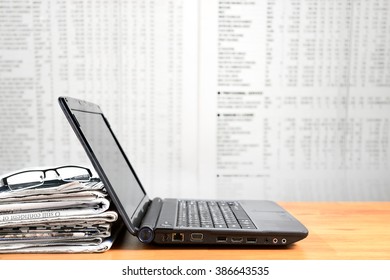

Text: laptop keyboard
xmin=177 ymin=200 xmax=256 ymax=229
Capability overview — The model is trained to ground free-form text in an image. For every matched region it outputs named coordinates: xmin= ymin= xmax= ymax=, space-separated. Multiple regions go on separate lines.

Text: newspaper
xmin=0 ymin=179 xmax=122 ymax=253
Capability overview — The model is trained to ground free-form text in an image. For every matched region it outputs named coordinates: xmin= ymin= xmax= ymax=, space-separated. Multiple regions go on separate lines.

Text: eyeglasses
xmin=0 ymin=165 xmax=92 ymax=192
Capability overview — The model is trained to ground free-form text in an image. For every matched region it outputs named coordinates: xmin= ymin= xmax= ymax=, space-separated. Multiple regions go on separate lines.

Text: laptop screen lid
xmin=59 ymin=96 xmax=149 ymax=234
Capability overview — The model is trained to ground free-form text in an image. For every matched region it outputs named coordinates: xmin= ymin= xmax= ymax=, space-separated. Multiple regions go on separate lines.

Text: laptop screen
xmin=72 ymin=109 xmax=146 ymax=223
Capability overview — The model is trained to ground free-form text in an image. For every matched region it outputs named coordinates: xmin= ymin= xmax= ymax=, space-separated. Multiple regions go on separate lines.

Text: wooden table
xmin=1 ymin=202 xmax=390 ymax=260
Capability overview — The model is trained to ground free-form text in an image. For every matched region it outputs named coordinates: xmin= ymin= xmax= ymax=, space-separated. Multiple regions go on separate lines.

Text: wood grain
xmin=1 ymin=202 xmax=390 ymax=260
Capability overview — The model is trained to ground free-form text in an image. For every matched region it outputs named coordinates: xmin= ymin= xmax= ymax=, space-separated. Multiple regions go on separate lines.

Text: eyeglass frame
xmin=0 ymin=165 xmax=93 ymax=190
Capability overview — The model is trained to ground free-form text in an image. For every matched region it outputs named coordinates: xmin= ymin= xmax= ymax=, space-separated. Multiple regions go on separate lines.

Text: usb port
xmin=216 ymin=236 xmax=227 ymax=243
xmin=246 ymin=237 xmax=257 ymax=244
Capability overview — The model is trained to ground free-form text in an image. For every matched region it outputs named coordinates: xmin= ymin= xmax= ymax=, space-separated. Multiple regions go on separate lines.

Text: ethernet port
xmin=172 ymin=232 xmax=184 ymax=242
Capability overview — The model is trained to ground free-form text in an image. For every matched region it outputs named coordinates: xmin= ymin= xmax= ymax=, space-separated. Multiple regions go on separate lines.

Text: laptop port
xmin=216 ymin=236 xmax=227 ymax=243
xmin=172 ymin=233 xmax=184 ymax=242
xmin=162 ymin=234 xmax=170 ymax=242
xmin=282 ymin=238 xmax=287 ymax=244
xmin=246 ymin=237 xmax=257 ymax=244
xmin=190 ymin=233 xmax=204 ymax=242
xmin=231 ymin=237 xmax=243 ymax=243
xmin=273 ymin=238 xmax=278 ymax=244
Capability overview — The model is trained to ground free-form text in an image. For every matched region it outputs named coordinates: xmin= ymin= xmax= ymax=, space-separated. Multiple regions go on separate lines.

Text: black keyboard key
xmin=208 ymin=203 xmax=226 ymax=226
xmin=227 ymin=223 xmax=240 ymax=229
xmin=215 ymin=224 xmax=227 ymax=228
xmin=198 ymin=201 xmax=213 ymax=227
xmin=241 ymin=225 xmax=256 ymax=229
xmin=177 ymin=200 xmax=187 ymax=227
xmin=176 ymin=200 xmax=255 ymax=229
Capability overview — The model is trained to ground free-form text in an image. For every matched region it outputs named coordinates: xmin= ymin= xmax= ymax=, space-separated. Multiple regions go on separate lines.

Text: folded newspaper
xmin=0 ymin=179 xmax=122 ymax=253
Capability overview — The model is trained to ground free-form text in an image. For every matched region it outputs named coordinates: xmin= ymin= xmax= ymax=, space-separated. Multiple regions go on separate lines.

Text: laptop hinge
xmin=137 ymin=197 xmax=163 ymax=243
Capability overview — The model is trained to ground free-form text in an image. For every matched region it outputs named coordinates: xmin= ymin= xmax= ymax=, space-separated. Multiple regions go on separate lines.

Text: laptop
xmin=59 ymin=96 xmax=308 ymax=246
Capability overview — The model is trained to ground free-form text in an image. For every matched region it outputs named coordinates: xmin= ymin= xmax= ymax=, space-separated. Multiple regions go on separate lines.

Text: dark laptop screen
xmin=72 ymin=109 xmax=146 ymax=221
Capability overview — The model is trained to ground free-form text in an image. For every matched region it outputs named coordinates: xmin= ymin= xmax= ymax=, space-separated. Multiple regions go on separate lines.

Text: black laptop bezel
xmin=58 ymin=96 xmax=150 ymax=235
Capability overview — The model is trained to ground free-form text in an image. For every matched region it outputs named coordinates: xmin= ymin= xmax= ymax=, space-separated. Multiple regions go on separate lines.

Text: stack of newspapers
xmin=0 ymin=179 xmax=121 ymax=253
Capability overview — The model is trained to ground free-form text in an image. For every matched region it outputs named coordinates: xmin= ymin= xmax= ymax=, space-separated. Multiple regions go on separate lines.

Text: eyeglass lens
xmin=57 ymin=166 xmax=91 ymax=182
xmin=6 ymin=170 xmax=45 ymax=191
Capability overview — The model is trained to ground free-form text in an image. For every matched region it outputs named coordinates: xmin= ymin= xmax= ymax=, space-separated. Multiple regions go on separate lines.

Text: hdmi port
xmin=231 ymin=237 xmax=243 ymax=243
